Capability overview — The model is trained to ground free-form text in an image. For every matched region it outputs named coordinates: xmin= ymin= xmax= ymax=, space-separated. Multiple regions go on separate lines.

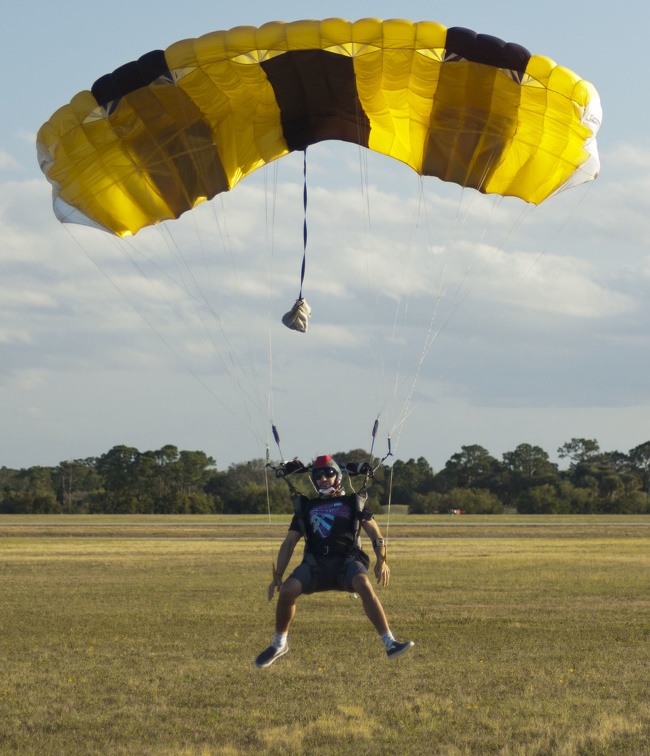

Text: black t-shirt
xmin=289 ymin=492 xmax=373 ymax=552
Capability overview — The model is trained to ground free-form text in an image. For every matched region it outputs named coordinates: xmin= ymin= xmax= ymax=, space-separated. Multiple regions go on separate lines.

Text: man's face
xmin=313 ymin=468 xmax=337 ymax=493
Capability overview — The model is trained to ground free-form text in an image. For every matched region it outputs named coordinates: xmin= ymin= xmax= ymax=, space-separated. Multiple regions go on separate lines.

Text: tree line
xmin=2 ymin=438 xmax=650 ymax=515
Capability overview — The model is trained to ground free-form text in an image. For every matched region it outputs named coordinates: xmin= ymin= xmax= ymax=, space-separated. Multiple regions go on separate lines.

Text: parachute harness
xmin=265 ymin=419 xmax=393 ymax=572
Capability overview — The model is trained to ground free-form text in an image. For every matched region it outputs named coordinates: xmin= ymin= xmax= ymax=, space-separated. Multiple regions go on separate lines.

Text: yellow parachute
xmin=37 ymin=18 xmax=601 ymax=237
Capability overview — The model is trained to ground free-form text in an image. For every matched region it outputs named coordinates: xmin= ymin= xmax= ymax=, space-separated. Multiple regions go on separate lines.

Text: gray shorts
xmin=290 ymin=555 xmax=368 ymax=594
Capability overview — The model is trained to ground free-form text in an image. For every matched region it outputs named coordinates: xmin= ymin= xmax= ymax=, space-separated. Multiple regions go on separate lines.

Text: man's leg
xmin=351 ymin=573 xmax=389 ymax=635
xmin=351 ymin=572 xmax=414 ymax=660
xmin=255 ymin=576 xmax=305 ymax=668
xmin=275 ymin=577 xmax=303 ymax=633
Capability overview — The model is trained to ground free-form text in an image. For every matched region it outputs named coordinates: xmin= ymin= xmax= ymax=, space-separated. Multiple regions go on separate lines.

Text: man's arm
xmin=267 ymin=529 xmax=303 ymax=600
xmin=361 ymin=518 xmax=390 ymax=587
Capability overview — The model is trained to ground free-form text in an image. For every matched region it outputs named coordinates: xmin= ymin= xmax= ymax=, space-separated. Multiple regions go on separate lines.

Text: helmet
xmin=312 ymin=455 xmax=343 ymax=497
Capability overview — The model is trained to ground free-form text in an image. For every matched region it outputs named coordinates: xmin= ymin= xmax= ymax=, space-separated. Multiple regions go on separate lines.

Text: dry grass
xmin=0 ymin=521 xmax=648 ymax=754
xmin=1 ymin=513 xmax=648 ymax=540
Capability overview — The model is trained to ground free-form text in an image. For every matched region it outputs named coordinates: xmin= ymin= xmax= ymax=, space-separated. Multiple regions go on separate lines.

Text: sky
xmin=2 ymin=0 xmax=650 ymax=473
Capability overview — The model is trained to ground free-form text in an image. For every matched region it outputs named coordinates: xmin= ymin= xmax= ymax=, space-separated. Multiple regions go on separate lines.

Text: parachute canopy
xmin=37 ymin=18 xmax=601 ymax=237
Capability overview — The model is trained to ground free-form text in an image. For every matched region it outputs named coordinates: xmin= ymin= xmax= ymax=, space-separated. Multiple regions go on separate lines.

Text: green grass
xmin=1 ymin=522 xmax=648 ymax=754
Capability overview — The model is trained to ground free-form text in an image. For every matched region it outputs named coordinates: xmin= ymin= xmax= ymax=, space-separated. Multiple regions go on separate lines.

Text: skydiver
xmin=254 ymin=454 xmax=414 ymax=668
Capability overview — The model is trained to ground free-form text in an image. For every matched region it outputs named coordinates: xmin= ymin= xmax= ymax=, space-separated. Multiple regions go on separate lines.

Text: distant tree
xmin=331 ymin=448 xmax=371 ymax=469
xmin=599 ymin=450 xmax=632 ymax=474
xmin=178 ymin=450 xmax=216 ymax=495
xmin=222 ymin=459 xmax=268 ymax=488
xmin=438 ymin=487 xmax=504 ymax=514
xmin=610 ymin=491 xmax=650 ymax=514
xmin=503 ymin=444 xmax=558 ymax=479
xmin=517 ymin=479 xmax=599 ymax=514
xmin=207 ymin=459 xmax=291 ymax=514
xmin=386 ymin=457 xmax=434 ymax=506
xmin=6 ymin=438 xmax=650 ymax=516
xmin=499 ymin=443 xmax=559 ymax=507
xmin=408 ymin=491 xmax=440 ymax=514
xmin=557 ymin=438 xmax=601 ymax=468
xmin=628 ymin=441 xmax=650 ymax=497
xmin=408 ymin=487 xmax=504 ymax=514
xmin=517 ymin=483 xmax=569 ymax=514
xmin=150 ymin=444 xmax=182 ymax=498
xmin=53 ymin=459 xmax=102 ymax=513
xmin=204 ymin=470 xmax=229 ymax=512
xmin=0 ymin=467 xmax=21 ymax=513
xmin=1 ymin=466 xmax=59 ymax=514
xmin=95 ymin=445 xmax=140 ymax=512
xmin=566 ymin=450 xmax=638 ymax=511
xmin=434 ymin=445 xmax=501 ymax=492
xmin=224 ymin=482 xmax=271 ymax=514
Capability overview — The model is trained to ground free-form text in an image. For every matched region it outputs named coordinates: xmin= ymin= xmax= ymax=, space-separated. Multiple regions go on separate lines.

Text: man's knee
xmin=279 ymin=577 xmax=303 ymax=603
xmin=351 ymin=572 xmax=375 ymax=597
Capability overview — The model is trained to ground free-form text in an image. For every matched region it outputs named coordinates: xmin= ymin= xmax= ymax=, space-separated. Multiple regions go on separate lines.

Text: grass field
xmin=1 ymin=516 xmax=648 ymax=754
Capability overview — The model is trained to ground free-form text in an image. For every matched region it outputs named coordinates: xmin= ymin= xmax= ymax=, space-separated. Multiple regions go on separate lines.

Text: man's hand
xmin=267 ymin=571 xmax=283 ymax=601
xmin=374 ymin=559 xmax=390 ymax=587
xmin=357 ymin=461 xmax=373 ymax=476
xmin=276 ymin=459 xmax=305 ymax=477
xmin=344 ymin=461 xmax=373 ymax=477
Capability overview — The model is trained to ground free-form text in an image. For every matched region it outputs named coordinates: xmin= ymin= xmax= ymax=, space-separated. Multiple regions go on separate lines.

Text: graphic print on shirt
xmin=309 ymin=501 xmax=352 ymax=538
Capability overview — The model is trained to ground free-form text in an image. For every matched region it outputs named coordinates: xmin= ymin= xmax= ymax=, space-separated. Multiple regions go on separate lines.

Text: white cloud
xmin=3 ymin=132 xmax=650 ymax=468
xmin=0 ymin=287 xmax=58 ymax=309
xmin=0 ymin=327 xmax=32 ymax=345
xmin=463 ymin=246 xmax=635 ymax=319
xmin=0 ymin=150 xmax=21 ymax=171
xmin=7 ymin=369 xmax=48 ymax=390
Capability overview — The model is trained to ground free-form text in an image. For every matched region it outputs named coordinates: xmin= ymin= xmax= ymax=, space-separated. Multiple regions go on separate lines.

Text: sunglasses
xmin=313 ymin=468 xmax=337 ymax=480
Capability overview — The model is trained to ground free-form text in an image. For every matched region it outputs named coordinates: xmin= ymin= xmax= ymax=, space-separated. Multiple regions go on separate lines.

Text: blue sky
xmin=2 ymin=1 xmax=650 ymax=472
